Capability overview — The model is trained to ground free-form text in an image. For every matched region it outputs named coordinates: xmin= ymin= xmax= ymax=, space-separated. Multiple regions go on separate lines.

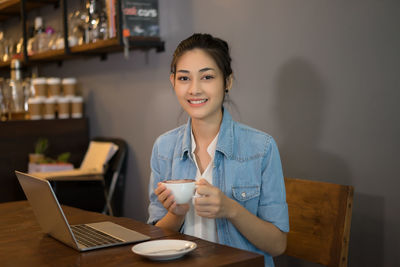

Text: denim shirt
xmin=147 ymin=110 xmax=289 ymax=267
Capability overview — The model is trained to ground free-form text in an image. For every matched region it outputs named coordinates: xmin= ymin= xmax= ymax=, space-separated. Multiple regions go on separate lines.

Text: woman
xmin=147 ymin=33 xmax=289 ymax=266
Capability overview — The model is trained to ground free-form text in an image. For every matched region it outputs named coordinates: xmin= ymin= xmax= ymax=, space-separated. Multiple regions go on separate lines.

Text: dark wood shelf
xmin=0 ymin=60 xmax=11 ymax=68
xmin=0 ymin=0 xmax=20 ymax=20
xmin=0 ymin=0 xmax=58 ymax=22
xmin=28 ymin=48 xmax=71 ymax=62
xmin=70 ymin=36 xmax=164 ymax=54
xmin=0 ymin=37 xmax=165 ymax=68
xmin=70 ymin=38 xmax=122 ymax=54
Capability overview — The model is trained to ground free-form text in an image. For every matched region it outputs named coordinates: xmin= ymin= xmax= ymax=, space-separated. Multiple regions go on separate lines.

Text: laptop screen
xmin=15 ymin=171 xmax=79 ymax=249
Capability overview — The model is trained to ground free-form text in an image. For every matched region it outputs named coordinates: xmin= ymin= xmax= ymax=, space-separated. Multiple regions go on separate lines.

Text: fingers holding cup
xmin=162 ymin=179 xmax=196 ymax=204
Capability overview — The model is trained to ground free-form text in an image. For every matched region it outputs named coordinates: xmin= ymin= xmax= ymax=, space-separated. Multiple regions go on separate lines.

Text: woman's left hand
xmin=194 ymin=178 xmax=236 ymax=219
xmin=195 ymin=179 xmax=287 ymax=256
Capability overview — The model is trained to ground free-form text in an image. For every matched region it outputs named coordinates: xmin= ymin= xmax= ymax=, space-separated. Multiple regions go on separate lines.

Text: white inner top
xmin=184 ymin=131 xmax=219 ymax=243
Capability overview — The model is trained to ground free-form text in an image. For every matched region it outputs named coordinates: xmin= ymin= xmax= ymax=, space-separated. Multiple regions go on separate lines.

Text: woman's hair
xmin=170 ymin=33 xmax=233 ymax=88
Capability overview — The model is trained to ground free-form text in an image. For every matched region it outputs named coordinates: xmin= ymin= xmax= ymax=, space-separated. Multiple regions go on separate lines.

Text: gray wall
xmin=40 ymin=0 xmax=399 ymax=266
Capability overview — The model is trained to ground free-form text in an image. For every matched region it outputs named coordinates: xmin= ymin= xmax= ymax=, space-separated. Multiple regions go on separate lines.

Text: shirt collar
xmin=181 ymin=108 xmax=234 ymax=159
xmin=191 ymin=130 xmax=219 ymax=159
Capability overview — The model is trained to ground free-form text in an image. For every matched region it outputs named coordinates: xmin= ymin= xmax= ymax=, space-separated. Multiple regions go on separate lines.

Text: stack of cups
xmin=28 ymin=78 xmax=47 ymax=120
xmin=57 ymin=77 xmax=80 ymax=119
xmin=44 ymin=78 xmax=61 ymax=120
xmin=28 ymin=77 xmax=83 ymax=120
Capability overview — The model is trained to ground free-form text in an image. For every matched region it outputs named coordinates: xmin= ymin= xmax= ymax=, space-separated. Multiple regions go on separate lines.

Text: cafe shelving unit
xmin=0 ymin=0 xmax=165 ymax=69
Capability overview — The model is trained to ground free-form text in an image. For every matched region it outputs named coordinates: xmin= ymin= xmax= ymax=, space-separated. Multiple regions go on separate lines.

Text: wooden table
xmin=0 ymin=201 xmax=264 ymax=266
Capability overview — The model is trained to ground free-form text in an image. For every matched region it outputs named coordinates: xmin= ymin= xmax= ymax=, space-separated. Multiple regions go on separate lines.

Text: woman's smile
xmin=188 ymin=98 xmax=208 ymax=106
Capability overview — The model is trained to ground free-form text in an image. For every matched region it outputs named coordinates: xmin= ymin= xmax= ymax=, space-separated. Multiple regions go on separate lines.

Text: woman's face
xmin=170 ymin=48 xmax=231 ymax=124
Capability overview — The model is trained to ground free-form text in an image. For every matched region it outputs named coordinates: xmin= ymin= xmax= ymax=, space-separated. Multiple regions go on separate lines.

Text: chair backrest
xmin=91 ymin=137 xmax=127 ymax=180
xmin=92 ymin=137 xmax=127 ymax=216
xmin=284 ymin=178 xmax=354 ymax=267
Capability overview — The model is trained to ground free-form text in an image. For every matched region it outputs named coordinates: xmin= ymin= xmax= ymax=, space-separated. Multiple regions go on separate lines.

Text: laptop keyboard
xmin=71 ymin=224 xmax=124 ymax=247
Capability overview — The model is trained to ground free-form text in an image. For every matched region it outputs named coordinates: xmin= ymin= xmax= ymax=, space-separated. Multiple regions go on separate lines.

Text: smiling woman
xmin=170 ymin=48 xmax=230 ymax=125
xmin=147 ymin=33 xmax=289 ymax=267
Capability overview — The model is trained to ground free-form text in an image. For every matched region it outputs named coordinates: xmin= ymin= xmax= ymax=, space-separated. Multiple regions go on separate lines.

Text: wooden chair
xmin=284 ymin=178 xmax=354 ymax=267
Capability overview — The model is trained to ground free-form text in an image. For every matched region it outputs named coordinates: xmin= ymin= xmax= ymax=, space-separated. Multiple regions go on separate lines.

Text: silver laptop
xmin=15 ymin=171 xmax=150 ymax=251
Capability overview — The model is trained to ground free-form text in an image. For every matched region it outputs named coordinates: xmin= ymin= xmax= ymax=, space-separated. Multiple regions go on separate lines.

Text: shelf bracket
xmin=61 ymin=0 xmax=70 ymax=55
xmin=53 ymin=0 xmax=60 ymax=9
xmin=100 ymin=53 xmax=108 ymax=61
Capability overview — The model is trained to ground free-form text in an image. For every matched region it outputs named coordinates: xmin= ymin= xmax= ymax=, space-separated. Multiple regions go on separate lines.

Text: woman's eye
xmin=202 ymin=75 xmax=214 ymax=80
xmin=177 ymin=76 xmax=189 ymax=81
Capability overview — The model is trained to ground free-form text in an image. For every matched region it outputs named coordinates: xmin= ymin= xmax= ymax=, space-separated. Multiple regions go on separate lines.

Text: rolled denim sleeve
xmin=258 ymin=137 xmax=289 ymax=233
xmin=147 ymin=142 xmax=167 ymax=224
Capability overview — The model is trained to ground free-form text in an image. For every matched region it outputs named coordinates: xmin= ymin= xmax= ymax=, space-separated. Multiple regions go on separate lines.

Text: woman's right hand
xmin=155 ymin=182 xmax=190 ymax=216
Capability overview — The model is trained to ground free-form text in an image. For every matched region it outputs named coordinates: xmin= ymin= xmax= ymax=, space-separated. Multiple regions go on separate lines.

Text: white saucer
xmin=132 ymin=239 xmax=197 ymax=261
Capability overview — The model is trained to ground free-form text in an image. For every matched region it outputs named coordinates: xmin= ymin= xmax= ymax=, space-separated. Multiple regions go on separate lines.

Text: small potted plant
xmin=56 ymin=152 xmax=71 ymax=164
xmin=29 ymin=138 xmax=48 ymax=163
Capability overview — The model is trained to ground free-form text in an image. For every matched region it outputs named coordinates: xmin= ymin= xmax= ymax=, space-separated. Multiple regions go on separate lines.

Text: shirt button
xmin=241 ymin=192 xmax=246 ymax=198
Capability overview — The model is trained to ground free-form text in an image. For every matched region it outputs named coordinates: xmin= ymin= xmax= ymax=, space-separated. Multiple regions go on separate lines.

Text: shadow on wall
xmin=271 ymin=58 xmax=357 ymax=266
xmin=83 ymin=88 xmax=104 ymax=136
xmin=123 ymin=146 xmax=148 ymax=221
xmin=273 ymin=57 xmax=351 ymax=185
xmin=273 ymin=58 xmax=385 ymax=266
xmin=349 ymin=193 xmax=384 ymax=266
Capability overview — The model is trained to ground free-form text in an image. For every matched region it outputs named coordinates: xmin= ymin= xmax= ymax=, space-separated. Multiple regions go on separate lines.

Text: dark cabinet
xmin=0 ymin=118 xmax=89 ymax=202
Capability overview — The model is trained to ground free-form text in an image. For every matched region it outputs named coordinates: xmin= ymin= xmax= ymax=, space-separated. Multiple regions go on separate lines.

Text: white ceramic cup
xmin=162 ymin=179 xmax=196 ymax=204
